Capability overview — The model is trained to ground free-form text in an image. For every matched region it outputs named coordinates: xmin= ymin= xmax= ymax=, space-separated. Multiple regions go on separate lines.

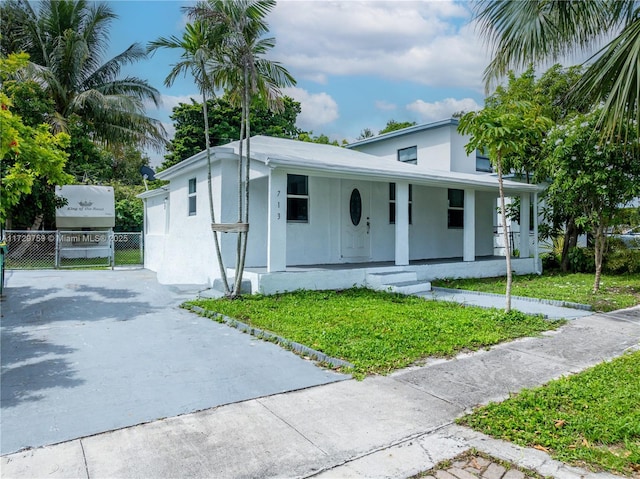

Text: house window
xmin=448 ymin=188 xmax=464 ymax=228
xmin=287 ymin=174 xmax=308 ymax=222
xmin=389 ymin=183 xmax=412 ymax=224
xmin=476 ymin=152 xmax=493 ymax=172
xmin=188 ymin=178 xmax=197 ymax=216
xmin=397 ymin=146 xmax=417 ymax=164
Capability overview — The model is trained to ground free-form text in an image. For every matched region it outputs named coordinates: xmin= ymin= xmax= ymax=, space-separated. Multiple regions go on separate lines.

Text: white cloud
xmin=375 ymin=100 xmax=397 ymax=111
xmin=282 ymin=86 xmax=339 ymax=131
xmin=407 ymin=97 xmax=481 ymax=122
xmin=270 ymin=1 xmax=488 ymax=90
xmin=159 ymin=94 xmax=200 ymax=112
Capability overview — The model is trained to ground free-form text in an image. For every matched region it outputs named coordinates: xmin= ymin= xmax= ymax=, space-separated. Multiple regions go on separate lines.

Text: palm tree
xmin=3 ymin=0 xmax=165 ymax=150
xmin=474 ymin=1 xmax=640 ymax=140
xmin=148 ymin=22 xmax=231 ymax=295
xmin=187 ymin=0 xmax=295 ymax=297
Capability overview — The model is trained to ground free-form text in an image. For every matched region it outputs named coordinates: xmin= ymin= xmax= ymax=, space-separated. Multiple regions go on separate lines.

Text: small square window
xmin=398 ymin=146 xmax=417 ymax=164
xmin=447 ymin=188 xmax=464 ymax=228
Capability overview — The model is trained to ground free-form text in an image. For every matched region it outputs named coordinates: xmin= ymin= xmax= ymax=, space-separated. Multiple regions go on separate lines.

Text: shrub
xmin=541 ymin=252 xmax=560 ymax=271
xmin=567 ymin=246 xmax=594 ymax=273
xmin=604 ymin=239 xmax=640 ymax=274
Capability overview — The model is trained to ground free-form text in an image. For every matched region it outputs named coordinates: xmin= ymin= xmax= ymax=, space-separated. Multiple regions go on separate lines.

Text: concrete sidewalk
xmin=2 ymin=306 xmax=638 ymax=479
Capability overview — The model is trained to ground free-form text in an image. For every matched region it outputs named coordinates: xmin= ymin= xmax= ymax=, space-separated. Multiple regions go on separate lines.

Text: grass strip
xmin=433 ymin=273 xmax=640 ymax=312
xmin=187 ymin=288 xmax=563 ymax=378
xmin=458 ymin=350 xmax=640 ymax=476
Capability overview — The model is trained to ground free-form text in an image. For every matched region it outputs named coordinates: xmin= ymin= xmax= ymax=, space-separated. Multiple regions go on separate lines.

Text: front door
xmin=341 ymin=181 xmax=371 ymax=260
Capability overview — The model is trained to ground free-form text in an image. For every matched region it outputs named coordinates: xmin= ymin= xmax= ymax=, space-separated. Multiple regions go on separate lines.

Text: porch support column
xmin=395 ymin=181 xmax=409 ymax=266
xmin=463 ymin=189 xmax=475 ymax=261
xmin=520 ymin=192 xmax=530 ymax=258
xmin=533 ymin=192 xmax=540 ymax=273
xmin=267 ymin=169 xmax=287 ymax=272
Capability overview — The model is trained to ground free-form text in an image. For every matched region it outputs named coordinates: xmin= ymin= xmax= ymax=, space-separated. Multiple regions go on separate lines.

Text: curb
xmin=183 ymin=304 xmax=354 ymax=371
xmin=431 ymin=287 xmax=592 ymax=311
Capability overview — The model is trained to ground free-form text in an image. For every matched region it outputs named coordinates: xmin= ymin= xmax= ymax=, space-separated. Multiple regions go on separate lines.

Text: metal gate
xmin=2 ymin=230 xmax=143 ymax=269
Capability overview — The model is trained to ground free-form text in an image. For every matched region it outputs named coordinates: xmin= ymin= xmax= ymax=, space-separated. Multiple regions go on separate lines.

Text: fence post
xmin=110 ymin=229 xmax=115 ymax=270
xmin=55 ymin=231 xmax=60 ymax=269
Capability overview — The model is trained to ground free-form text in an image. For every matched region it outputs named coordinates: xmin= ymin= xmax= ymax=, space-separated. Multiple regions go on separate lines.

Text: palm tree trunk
xmin=497 ymin=155 xmax=512 ymax=313
xmin=593 ymin=221 xmax=605 ymax=293
xmin=233 ymin=64 xmax=251 ymax=297
xmin=202 ymin=90 xmax=230 ymax=295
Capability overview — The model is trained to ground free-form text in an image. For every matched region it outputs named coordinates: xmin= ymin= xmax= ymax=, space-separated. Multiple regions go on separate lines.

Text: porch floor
xmin=244 ymin=255 xmax=505 ymax=274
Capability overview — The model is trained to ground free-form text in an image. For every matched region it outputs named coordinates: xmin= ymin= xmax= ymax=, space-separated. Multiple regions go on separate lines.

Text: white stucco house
xmin=140 ymin=119 xmax=542 ymax=294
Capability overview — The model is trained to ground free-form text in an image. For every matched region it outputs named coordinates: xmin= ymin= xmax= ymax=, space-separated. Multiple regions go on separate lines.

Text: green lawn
xmin=187 ymin=288 xmax=563 ymax=378
xmin=432 ymin=273 xmax=640 ymax=312
xmin=459 ymin=351 xmax=640 ymax=476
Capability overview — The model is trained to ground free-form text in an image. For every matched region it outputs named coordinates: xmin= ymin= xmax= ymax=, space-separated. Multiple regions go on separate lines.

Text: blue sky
xmin=107 ymin=1 xmax=492 ymax=164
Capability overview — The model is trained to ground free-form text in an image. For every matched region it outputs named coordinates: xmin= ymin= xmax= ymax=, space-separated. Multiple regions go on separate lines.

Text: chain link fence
xmin=2 ymin=230 xmax=143 ymax=269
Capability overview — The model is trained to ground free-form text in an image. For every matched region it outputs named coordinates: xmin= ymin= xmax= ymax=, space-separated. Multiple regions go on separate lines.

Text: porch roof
xmin=226 ymin=135 xmax=539 ymax=194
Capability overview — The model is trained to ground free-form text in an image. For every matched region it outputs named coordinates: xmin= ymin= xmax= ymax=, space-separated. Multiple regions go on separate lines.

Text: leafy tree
xmin=473 ymin=1 xmax=640 ymax=141
xmin=297 ymin=131 xmax=343 ymax=146
xmin=2 ymin=0 xmax=165 ymax=150
xmin=1 ymin=53 xmax=72 ymax=227
xmin=113 ymin=184 xmax=145 ymax=232
xmin=162 ymin=94 xmax=301 ymax=170
xmin=458 ymin=101 xmax=552 ymax=312
xmin=542 ymin=108 xmax=640 ymax=292
xmin=357 ymin=128 xmax=375 ymax=140
xmin=188 ymin=0 xmax=295 ymax=297
xmin=379 ymin=119 xmax=417 ymax=135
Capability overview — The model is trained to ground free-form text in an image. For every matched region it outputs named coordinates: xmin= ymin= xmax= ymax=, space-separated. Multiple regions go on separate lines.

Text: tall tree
xmin=543 ymin=108 xmax=640 ymax=292
xmin=187 ymin=0 xmax=295 ymax=297
xmin=473 ymin=0 xmax=640 ymax=141
xmin=162 ymin=94 xmax=301 ymax=170
xmin=149 ymin=20 xmax=231 ymax=294
xmin=379 ymin=119 xmax=417 ymax=135
xmin=458 ymin=101 xmax=551 ymax=312
xmin=2 ymin=0 xmax=165 ymax=150
xmin=1 ymin=53 xmax=72 ymax=227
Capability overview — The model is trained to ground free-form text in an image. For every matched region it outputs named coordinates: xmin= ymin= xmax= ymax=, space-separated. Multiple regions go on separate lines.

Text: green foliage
xmin=604 ymin=239 xmax=640 ymax=275
xmin=459 ymin=351 xmax=640 ymax=476
xmin=297 ymin=131 xmax=342 ymax=146
xmin=378 ymin=119 xmax=417 ymax=135
xmin=187 ymin=288 xmax=561 ymax=378
xmin=566 ymin=247 xmax=594 ymax=274
xmin=113 ymin=184 xmax=144 ymax=232
xmin=3 ymin=0 xmax=165 ymax=149
xmin=1 ymin=54 xmax=72 ymax=225
xmin=432 ymin=273 xmax=640 ymax=312
xmin=162 ymin=94 xmax=301 ymax=169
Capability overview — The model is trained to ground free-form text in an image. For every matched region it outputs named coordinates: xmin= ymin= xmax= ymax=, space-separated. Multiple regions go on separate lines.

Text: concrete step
xmin=384 ymin=280 xmax=432 ymax=295
xmin=366 ymin=271 xmax=417 ymax=287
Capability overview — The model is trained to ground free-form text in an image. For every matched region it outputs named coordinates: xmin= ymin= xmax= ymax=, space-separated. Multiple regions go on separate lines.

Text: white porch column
xmin=533 ymin=192 xmax=540 ymax=273
xmin=463 ymin=189 xmax=475 ymax=261
xmin=520 ymin=192 xmax=530 ymax=258
xmin=395 ymin=181 xmax=409 ymax=266
xmin=267 ymin=169 xmax=287 ymax=272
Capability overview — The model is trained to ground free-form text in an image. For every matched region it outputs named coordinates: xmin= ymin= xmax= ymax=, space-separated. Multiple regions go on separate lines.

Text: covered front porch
xmin=231 ymin=255 xmax=540 ymax=295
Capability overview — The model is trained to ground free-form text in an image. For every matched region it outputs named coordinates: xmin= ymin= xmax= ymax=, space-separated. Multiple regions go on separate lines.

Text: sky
xmin=106 ymin=0 xmax=495 ymax=165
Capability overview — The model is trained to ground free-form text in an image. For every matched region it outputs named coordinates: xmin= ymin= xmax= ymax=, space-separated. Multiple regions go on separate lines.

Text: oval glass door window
xmin=350 ymin=189 xmax=362 ymax=226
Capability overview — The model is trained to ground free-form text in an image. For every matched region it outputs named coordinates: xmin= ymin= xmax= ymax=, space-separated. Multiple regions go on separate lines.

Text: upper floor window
xmin=389 ymin=183 xmax=412 ymax=224
xmin=476 ymin=154 xmax=493 ymax=173
xmin=287 ymin=174 xmax=309 ymax=222
xmin=188 ymin=178 xmax=197 ymax=216
xmin=447 ymin=188 xmax=464 ymax=228
xmin=397 ymin=146 xmax=417 ymax=165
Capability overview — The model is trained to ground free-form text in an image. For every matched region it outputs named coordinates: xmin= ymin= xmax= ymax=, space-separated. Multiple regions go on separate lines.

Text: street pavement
xmin=1 ymin=269 xmax=638 ymax=478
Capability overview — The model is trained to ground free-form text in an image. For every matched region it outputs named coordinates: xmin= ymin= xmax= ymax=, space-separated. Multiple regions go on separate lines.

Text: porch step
xmin=366 ymin=271 xmax=417 ymax=287
xmin=384 ymin=280 xmax=432 ymax=295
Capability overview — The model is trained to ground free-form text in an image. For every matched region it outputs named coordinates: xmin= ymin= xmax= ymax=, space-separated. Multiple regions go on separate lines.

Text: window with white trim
xmin=389 ymin=183 xmax=412 ymax=224
xmin=188 ymin=178 xmax=197 ymax=216
xmin=287 ymin=174 xmax=309 ymax=222
xmin=397 ymin=146 xmax=417 ymax=164
xmin=447 ymin=188 xmax=464 ymax=228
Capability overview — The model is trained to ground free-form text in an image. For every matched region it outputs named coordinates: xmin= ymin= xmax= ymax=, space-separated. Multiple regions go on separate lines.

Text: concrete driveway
xmin=0 ymin=269 xmax=349 ymax=455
